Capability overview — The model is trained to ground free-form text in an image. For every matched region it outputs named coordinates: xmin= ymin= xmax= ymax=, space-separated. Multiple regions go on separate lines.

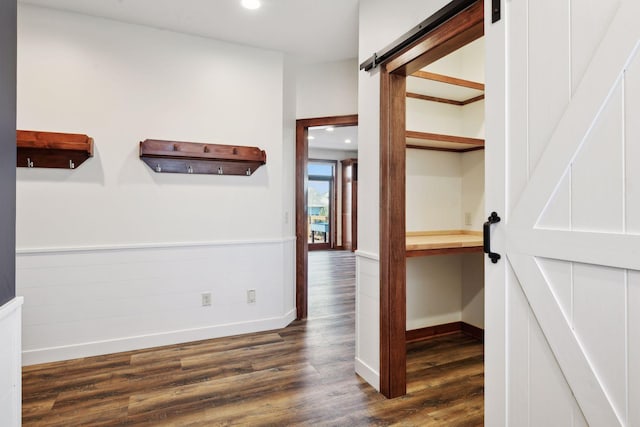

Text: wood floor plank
xmin=22 ymin=250 xmax=484 ymax=426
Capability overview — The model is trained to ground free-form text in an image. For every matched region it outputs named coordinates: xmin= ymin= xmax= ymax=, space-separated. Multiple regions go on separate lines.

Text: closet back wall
xmin=16 ymin=5 xmax=295 ymax=364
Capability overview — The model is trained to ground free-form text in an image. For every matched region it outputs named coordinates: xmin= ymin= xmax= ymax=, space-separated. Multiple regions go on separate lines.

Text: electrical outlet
xmin=247 ymin=289 xmax=256 ymax=304
xmin=201 ymin=292 xmax=212 ymax=307
xmin=464 ymin=212 xmax=472 ymax=226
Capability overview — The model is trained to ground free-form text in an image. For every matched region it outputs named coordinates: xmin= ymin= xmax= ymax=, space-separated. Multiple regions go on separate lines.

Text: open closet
xmin=373 ymin=0 xmax=484 ymax=398
xmin=405 ymin=37 xmax=485 ymax=342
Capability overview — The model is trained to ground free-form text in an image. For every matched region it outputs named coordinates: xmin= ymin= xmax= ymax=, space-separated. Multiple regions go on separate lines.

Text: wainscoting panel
xmin=17 ymin=239 xmax=296 ymax=365
xmin=355 ymin=251 xmax=380 ymax=389
xmin=0 ymin=297 xmax=23 ymax=427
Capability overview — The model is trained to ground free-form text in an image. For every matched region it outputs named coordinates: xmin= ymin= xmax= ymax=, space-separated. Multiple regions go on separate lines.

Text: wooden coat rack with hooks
xmin=139 ymin=139 xmax=266 ymax=176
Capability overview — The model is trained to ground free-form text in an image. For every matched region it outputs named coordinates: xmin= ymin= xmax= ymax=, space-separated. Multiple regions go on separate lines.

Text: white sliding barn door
xmin=486 ymin=0 xmax=640 ymax=425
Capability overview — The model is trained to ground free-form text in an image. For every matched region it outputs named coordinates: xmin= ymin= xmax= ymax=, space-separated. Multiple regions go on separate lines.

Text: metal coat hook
xmin=246 ymin=168 xmax=251 ymax=176
xmin=218 ymin=167 xmax=223 ymax=175
xmin=69 ymin=160 xmax=75 ymax=169
xmin=155 ymin=164 xmax=162 ymax=172
xmin=187 ymin=165 xmax=193 ymax=174
xmin=27 ymin=158 xmax=34 ymax=168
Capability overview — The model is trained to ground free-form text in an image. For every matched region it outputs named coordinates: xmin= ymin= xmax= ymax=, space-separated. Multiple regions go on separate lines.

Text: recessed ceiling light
xmin=241 ymin=0 xmax=261 ymax=10
xmin=326 ymin=127 xmax=334 ymax=132
xmin=345 ymin=139 xmax=352 ymax=144
xmin=308 ymin=135 xmax=315 ymax=140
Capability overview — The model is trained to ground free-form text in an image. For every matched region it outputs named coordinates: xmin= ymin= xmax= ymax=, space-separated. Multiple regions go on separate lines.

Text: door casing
xmin=378 ymin=0 xmax=484 ymax=399
xmin=295 ymin=115 xmax=358 ymax=319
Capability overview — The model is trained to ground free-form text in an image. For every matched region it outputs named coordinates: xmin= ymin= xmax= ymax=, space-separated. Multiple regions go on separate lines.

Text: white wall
xmin=282 ymin=56 xmax=297 ymax=312
xmin=0 ymin=299 xmax=22 ymax=427
xmin=461 ymin=253 xmax=484 ymax=328
xmin=16 ymin=5 xmax=296 ymax=364
xmin=462 ymin=149 xmax=485 ymax=231
xmin=406 ymin=255 xmax=462 ymax=330
xmin=406 ymin=150 xmax=462 ymax=231
xmin=296 ymin=59 xmax=358 ymax=119
xmin=356 ymin=0 xmax=450 ymax=390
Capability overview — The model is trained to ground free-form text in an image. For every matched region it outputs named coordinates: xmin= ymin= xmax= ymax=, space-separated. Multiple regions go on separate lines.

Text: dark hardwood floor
xmin=22 ymin=250 xmax=483 ymax=426
xmin=308 ymin=250 xmax=356 ymax=319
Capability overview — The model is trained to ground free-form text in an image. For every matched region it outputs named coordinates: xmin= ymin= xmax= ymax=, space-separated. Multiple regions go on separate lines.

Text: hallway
xmin=22 ymin=251 xmax=483 ymax=426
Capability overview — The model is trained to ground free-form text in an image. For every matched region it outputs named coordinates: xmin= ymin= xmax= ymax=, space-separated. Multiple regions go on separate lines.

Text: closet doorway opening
xmin=374 ymin=0 xmax=485 ymax=398
xmin=295 ymin=115 xmax=358 ymax=319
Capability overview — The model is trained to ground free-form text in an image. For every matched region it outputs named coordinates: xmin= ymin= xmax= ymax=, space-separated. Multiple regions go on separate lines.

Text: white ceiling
xmin=308 ymin=125 xmax=358 ymax=152
xmin=18 ymin=0 xmax=359 ymax=63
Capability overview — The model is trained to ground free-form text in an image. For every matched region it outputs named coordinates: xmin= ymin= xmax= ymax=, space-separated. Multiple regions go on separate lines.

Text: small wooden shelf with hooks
xmin=139 ymin=139 xmax=266 ymax=176
xmin=17 ymin=130 xmax=94 ymax=169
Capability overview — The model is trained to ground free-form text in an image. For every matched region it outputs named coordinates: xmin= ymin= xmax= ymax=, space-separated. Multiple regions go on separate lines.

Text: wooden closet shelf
xmin=140 ymin=139 xmax=266 ymax=176
xmin=407 ymin=71 xmax=485 ymax=106
xmin=406 ymin=230 xmax=483 ymax=257
xmin=406 ymin=131 xmax=484 ymax=152
xmin=17 ymin=130 xmax=94 ymax=169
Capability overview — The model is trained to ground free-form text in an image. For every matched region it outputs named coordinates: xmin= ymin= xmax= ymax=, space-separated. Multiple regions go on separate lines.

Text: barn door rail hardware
xmin=17 ymin=130 xmax=94 ymax=169
xmin=139 ymin=139 xmax=266 ymax=176
xmin=359 ymin=0 xmax=477 ymax=71
xmin=483 ymin=211 xmax=501 ymax=263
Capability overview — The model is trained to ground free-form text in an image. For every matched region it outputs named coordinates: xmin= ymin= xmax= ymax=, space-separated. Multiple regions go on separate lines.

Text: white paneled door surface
xmin=486 ymin=0 xmax=640 ymax=426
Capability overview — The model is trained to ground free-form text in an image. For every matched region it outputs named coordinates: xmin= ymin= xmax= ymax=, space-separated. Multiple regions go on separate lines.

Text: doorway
xmin=295 ymin=115 xmax=358 ymax=319
xmin=375 ymin=0 xmax=484 ymax=398
xmin=307 ymin=160 xmax=336 ymax=251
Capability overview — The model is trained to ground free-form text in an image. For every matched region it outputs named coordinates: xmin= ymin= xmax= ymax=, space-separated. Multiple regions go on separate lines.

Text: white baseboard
xmin=23 ymin=308 xmax=297 ymax=365
xmin=0 ymin=297 xmax=23 ymax=427
xmin=355 ymin=357 xmax=379 ymax=391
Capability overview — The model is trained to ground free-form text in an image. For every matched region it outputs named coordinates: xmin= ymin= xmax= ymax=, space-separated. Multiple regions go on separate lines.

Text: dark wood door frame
xmin=296 ymin=115 xmax=358 ymax=320
xmin=378 ymin=1 xmax=484 ymax=398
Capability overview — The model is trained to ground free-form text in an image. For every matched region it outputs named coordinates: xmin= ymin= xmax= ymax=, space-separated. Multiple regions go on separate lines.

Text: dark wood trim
xmin=410 ymin=70 xmax=484 ymax=90
xmin=460 ymin=146 xmax=486 ymax=153
xmin=405 ymin=246 xmax=483 ymax=258
xmin=341 ymin=158 xmax=358 ymax=252
xmin=297 ymin=115 xmax=359 ymax=128
xmin=405 ymin=131 xmax=485 ymax=147
xmin=406 ymin=92 xmax=465 ymax=106
xmin=379 ymin=68 xmax=391 ymax=398
xmin=331 ymin=160 xmax=338 ymax=248
xmin=461 ymin=322 xmax=485 ymax=342
xmin=406 ymin=92 xmax=485 ymax=107
xmin=296 ymin=115 xmax=358 ymax=320
xmin=379 ymin=67 xmax=407 ymax=399
xmin=378 ymin=0 xmax=484 ymax=399
xmin=295 ymin=122 xmax=309 ymax=320
xmin=461 ymin=94 xmax=485 ymax=105
xmin=407 ymin=144 xmax=478 ymax=153
xmin=406 ymin=322 xmax=484 ymax=343
xmin=406 ymin=322 xmax=463 ymax=343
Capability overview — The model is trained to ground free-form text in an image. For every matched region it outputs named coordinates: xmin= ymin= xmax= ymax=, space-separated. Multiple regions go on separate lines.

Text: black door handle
xmin=484 ymin=212 xmax=501 ymax=263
